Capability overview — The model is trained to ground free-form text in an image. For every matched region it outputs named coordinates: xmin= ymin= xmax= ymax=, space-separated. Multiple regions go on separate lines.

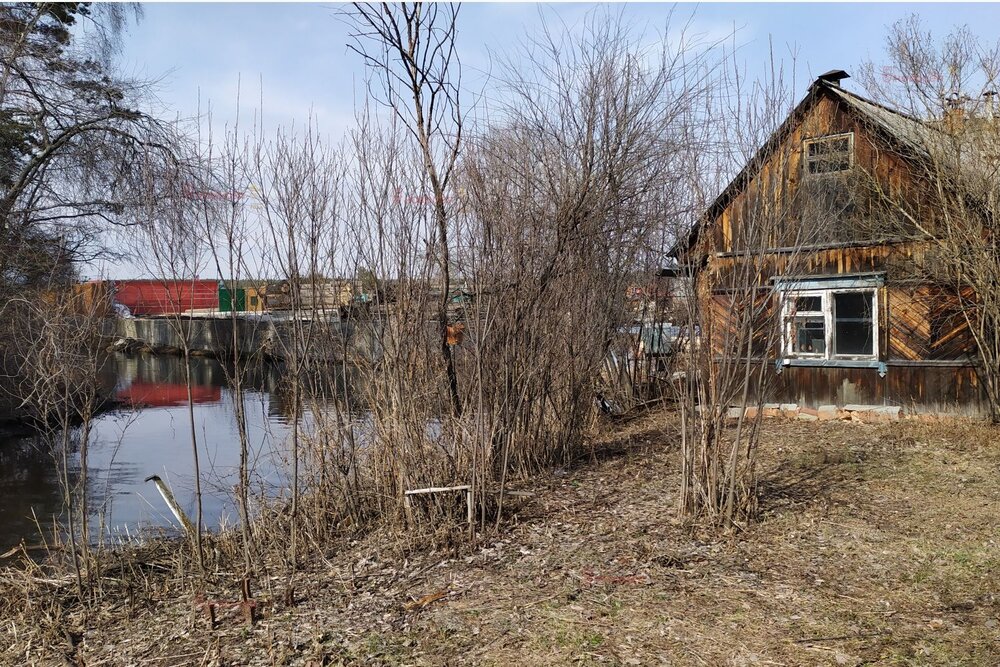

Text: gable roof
xmin=669 ymin=73 xmax=939 ymax=259
xmin=824 ymin=85 xmax=936 ymax=156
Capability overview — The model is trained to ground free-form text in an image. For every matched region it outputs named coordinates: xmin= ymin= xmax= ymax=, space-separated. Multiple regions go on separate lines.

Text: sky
xmin=112 ymin=2 xmax=1000 ymax=134
xmin=86 ymin=2 xmax=1000 ymax=279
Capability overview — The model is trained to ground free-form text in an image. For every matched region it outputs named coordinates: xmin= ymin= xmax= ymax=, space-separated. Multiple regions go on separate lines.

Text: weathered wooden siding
xmin=888 ymin=285 xmax=974 ymax=361
xmin=706 ymin=91 xmax=933 ymax=257
xmin=706 ymin=291 xmax=776 ymax=358
xmin=703 ymin=242 xmax=976 ymax=357
xmin=705 ymin=240 xmax=928 ymax=288
xmin=763 ymin=364 xmax=984 ymax=416
xmin=704 ymin=279 xmax=985 ymax=414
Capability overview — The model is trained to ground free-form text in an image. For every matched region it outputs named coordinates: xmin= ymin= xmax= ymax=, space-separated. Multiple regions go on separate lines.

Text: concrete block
xmin=744 ymin=406 xmax=759 ymax=419
xmin=780 ymin=403 xmax=799 ymax=419
xmin=726 ymin=407 xmax=743 ymax=419
xmin=817 ymin=405 xmax=838 ymax=421
xmin=797 ymin=413 xmax=818 ymax=421
xmin=799 ymin=406 xmax=819 ymax=417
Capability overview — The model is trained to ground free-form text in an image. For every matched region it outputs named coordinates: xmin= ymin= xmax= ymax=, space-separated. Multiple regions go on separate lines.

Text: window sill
xmin=779 ymin=358 xmax=879 ymax=368
xmin=776 ymin=357 xmax=887 ymax=377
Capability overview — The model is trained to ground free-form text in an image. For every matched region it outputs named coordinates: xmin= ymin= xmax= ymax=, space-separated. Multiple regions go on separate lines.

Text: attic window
xmin=804 ymin=133 xmax=854 ymax=175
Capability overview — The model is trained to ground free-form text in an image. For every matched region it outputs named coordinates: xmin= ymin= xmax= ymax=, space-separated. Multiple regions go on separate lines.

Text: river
xmin=0 ymin=353 xmax=300 ymax=554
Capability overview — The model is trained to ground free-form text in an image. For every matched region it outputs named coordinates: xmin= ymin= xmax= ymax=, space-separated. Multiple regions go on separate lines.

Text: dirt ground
xmin=12 ymin=411 xmax=1000 ymax=666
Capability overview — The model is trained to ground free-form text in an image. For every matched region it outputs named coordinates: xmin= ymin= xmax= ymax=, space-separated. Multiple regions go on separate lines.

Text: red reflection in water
xmin=117 ymin=382 xmax=221 ymax=407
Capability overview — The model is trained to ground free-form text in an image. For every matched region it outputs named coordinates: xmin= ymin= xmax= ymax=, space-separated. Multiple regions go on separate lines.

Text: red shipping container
xmin=112 ymin=279 xmax=219 ymax=316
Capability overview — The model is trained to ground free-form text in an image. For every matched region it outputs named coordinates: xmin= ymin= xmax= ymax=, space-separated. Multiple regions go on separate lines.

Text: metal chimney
xmin=817 ymin=69 xmax=850 ymax=86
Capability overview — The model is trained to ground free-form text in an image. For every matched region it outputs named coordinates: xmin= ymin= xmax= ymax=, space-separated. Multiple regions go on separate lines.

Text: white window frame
xmin=783 ymin=289 xmax=828 ymax=358
xmin=780 ymin=286 xmax=879 ymax=361
xmin=803 ymin=132 xmax=855 ymax=176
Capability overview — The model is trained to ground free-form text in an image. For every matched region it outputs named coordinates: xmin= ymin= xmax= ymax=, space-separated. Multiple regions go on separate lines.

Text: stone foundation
xmin=723 ymin=402 xmax=937 ymax=424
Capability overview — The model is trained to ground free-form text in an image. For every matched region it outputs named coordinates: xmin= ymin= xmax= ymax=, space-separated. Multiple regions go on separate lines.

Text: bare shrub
xmin=668 ymin=57 xmax=834 ymax=527
xmin=0 ymin=287 xmax=110 ymax=596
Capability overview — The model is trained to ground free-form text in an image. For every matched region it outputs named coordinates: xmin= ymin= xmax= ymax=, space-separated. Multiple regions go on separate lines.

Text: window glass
xmin=808 ymin=136 xmax=849 ymax=157
xmin=791 ymin=317 xmax=825 ymax=354
xmin=805 ymin=135 xmax=852 ymax=174
xmin=834 ymin=292 xmax=874 ymax=355
xmin=795 ymin=295 xmax=821 ymax=312
xmin=782 ymin=287 xmax=878 ymax=360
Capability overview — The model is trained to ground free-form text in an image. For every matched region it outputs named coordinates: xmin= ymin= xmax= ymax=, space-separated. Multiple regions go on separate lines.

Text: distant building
xmin=73 ymin=280 xmax=116 ymax=317
xmin=262 ymin=278 xmax=362 ymax=312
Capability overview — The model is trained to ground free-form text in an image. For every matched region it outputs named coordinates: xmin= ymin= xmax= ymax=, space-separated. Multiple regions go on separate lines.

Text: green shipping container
xmin=219 ymin=285 xmax=246 ymax=312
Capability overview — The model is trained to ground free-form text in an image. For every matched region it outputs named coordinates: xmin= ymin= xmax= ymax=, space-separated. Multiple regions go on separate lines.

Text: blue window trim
xmin=772 ymin=273 xmax=885 ymax=291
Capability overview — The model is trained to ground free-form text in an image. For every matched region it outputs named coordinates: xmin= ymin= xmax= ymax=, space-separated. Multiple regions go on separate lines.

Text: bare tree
xmin=188 ymin=98 xmax=262 ymax=578
xmin=857 ymin=16 xmax=1000 ymax=422
xmin=0 ymin=3 xmax=173 ymax=296
xmin=250 ymin=116 xmax=345 ymax=573
xmin=130 ymin=147 xmax=211 ymax=573
xmin=345 ymin=2 xmax=464 ymax=417
xmin=1 ymin=286 xmax=109 ymax=597
xmin=450 ymin=11 xmax=722 ymax=525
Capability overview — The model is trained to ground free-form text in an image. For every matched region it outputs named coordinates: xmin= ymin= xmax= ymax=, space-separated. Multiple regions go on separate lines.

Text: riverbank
xmin=3 ymin=411 xmax=999 ymax=665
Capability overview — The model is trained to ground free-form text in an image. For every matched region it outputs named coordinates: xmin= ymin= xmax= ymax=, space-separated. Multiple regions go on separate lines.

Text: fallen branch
xmin=794 ymin=631 xmax=886 ymax=643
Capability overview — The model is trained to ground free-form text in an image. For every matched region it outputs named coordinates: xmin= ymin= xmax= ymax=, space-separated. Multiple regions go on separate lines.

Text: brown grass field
xmin=5 ymin=411 xmax=1000 ymax=666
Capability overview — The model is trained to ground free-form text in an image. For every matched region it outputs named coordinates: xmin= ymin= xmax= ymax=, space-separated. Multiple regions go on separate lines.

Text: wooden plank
xmin=405 ymin=485 xmax=471 ymax=495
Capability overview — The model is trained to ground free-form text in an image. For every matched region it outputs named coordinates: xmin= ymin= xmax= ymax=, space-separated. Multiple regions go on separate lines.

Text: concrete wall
xmin=115 ymin=315 xmax=371 ymax=360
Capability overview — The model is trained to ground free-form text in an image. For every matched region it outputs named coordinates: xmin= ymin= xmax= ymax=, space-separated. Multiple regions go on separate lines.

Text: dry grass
xmin=3 ymin=411 xmax=999 ymax=666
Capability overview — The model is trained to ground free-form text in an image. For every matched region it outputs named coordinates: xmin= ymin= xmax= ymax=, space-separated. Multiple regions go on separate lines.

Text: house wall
xmin=756 ymin=363 xmax=983 ymax=416
xmin=705 ymin=92 xmax=933 ymax=257
xmin=72 ymin=281 xmax=115 ymax=316
xmin=245 ymin=286 xmax=264 ymax=312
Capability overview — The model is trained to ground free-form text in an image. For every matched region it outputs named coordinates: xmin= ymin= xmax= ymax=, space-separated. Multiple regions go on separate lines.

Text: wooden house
xmin=219 ymin=280 xmax=268 ymax=313
xmin=671 ymin=70 xmax=986 ymax=415
xmin=245 ymin=285 xmax=265 ymax=312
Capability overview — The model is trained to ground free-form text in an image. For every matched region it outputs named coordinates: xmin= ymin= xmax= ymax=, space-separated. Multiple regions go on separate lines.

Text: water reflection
xmin=0 ymin=354 xmax=296 ymax=552
xmin=118 ymin=381 xmax=222 ymax=407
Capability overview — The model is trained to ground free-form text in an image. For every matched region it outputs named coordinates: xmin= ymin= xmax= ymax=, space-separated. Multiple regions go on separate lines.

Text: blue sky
xmin=114 ymin=2 xmax=1000 ymax=140
xmin=88 ymin=2 xmax=1000 ymax=279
